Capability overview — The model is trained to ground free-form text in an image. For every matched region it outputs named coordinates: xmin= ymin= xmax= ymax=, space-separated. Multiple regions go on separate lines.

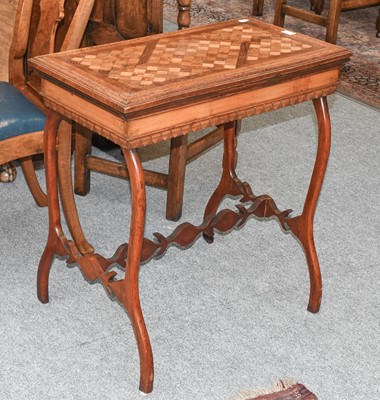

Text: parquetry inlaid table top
xmin=30 ymin=18 xmax=351 ymax=394
xmin=30 ymin=18 xmax=351 ymax=149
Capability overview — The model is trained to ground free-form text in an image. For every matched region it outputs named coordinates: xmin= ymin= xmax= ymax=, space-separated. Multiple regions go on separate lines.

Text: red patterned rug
xmin=164 ymin=0 xmax=380 ymax=109
xmin=230 ymin=379 xmax=318 ymax=400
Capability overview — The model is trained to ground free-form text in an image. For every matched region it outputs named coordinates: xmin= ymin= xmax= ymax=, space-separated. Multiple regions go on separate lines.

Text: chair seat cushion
xmin=0 ymin=81 xmax=46 ymax=140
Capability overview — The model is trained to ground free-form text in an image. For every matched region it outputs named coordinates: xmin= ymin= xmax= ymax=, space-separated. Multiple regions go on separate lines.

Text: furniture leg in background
xmin=252 ymin=0 xmax=264 ymax=16
xmin=274 ymin=0 xmax=380 ymax=43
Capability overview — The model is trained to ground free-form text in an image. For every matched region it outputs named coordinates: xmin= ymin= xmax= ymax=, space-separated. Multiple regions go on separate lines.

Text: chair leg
xmin=166 ymin=135 xmax=187 ymax=221
xmin=311 ymin=0 xmax=325 ymax=14
xmin=274 ymin=0 xmax=287 ymax=26
xmin=20 ymin=157 xmax=47 ymax=207
xmin=177 ymin=0 xmax=191 ymax=29
xmin=252 ymin=0 xmax=264 ymax=16
xmin=325 ymin=0 xmax=342 ymax=43
xmin=74 ymin=125 xmax=92 ymax=196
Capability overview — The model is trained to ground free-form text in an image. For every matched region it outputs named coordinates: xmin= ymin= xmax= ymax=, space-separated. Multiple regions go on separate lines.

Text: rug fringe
xmin=229 ymin=378 xmax=298 ymax=400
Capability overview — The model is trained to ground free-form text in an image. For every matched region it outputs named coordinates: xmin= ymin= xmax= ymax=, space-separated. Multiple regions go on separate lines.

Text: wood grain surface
xmin=0 ymin=0 xmax=17 ymax=81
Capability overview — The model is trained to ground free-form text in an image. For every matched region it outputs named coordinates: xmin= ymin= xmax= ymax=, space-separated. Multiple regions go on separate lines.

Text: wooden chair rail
xmin=254 ymin=0 xmax=380 ymax=43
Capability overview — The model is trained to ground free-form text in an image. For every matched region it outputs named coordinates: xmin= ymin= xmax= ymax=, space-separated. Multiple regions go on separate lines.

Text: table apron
xmin=41 ymin=68 xmax=338 ymax=149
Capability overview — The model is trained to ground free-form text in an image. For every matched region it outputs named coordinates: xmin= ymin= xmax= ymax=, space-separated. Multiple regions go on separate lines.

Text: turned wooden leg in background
xmin=325 ymin=0 xmax=342 ymax=44
xmin=288 ymin=96 xmax=331 ymax=313
xmin=274 ymin=0 xmax=287 ymax=27
xmin=177 ymin=0 xmax=191 ymax=29
xmin=119 ymin=147 xmax=154 ymax=394
xmin=310 ymin=0 xmax=325 ymax=14
xmin=37 ymin=111 xmax=67 ymax=304
xmin=74 ymin=125 xmax=92 ymax=196
xmin=166 ymin=135 xmax=187 ymax=221
xmin=274 ymin=0 xmax=341 ymax=44
xmin=165 ymin=0 xmax=191 ymax=219
xmin=252 ymin=0 xmax=264 ymax=16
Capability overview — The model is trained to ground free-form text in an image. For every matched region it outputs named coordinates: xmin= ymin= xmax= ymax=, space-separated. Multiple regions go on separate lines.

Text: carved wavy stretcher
xmin=65 ymin=188 xmax=294 ymax=300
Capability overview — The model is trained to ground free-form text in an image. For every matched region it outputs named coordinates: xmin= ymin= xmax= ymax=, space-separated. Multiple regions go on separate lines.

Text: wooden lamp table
xmin=30 ymin=19 xmax=351 ymax=394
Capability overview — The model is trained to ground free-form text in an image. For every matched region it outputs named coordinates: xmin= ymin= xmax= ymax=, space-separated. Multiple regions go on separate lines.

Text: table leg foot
xmin=37 ymin=111 xmax=67 ymax=304
xmin=297 ymin=215 xmax=323 ymax=314
xmin=288 ymin=215 xmax=322 ymax=313
xmin=37 ymin=242 xmax=56 ymax=304
xmin=109 ymin=147 xmax=154 ymax=393
xmin=288 ymin=97 xmax=331 ymax=313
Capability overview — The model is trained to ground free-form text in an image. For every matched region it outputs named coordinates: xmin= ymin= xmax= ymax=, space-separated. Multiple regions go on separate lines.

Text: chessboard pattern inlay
xmin=67 ymin=23 xmax=313 ymax=90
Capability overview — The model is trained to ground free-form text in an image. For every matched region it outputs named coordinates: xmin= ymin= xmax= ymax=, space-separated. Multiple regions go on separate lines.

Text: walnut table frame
xmin=30 ymin=19 xmax=351 ymax=394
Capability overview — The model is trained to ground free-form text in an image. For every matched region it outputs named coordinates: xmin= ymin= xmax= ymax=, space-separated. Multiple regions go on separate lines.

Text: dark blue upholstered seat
xmin=0 ymin=81 xmax=46 ymax=141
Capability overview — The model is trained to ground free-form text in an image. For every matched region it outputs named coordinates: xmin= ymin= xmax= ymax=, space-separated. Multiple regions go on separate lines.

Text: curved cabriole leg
xmin=57 ymin=121 xmax=94 ymax=255
xmin=203 ymin=121 xmax=239 ymax=217
xmin=37 ymin=111 xmax=67 ymax=304
xmin=203 ymin=121 xmax=247 ymax=242
xmin=120 ymin=147 xmax=154 ymax=394
xmin=295 ymin=97 xmax=331 ymax=313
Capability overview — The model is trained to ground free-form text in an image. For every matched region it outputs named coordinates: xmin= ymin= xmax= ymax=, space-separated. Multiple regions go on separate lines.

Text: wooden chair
xmin=0 ymin=81 xmax=46 ymax=205
xmin=253 ymin=0 xmax=325 ymax=16
xmin=252 ymin=0 xmax=265 ymax=15
xmin=0 ymin=0 xmax=96 ymax=206
xmin=0 ymin=0 xmax=55 ymax=206
xmin=274 ymin=0 xmax=380 ymax=44
xmin=72 ymin=0 xmax=226 ymax=221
